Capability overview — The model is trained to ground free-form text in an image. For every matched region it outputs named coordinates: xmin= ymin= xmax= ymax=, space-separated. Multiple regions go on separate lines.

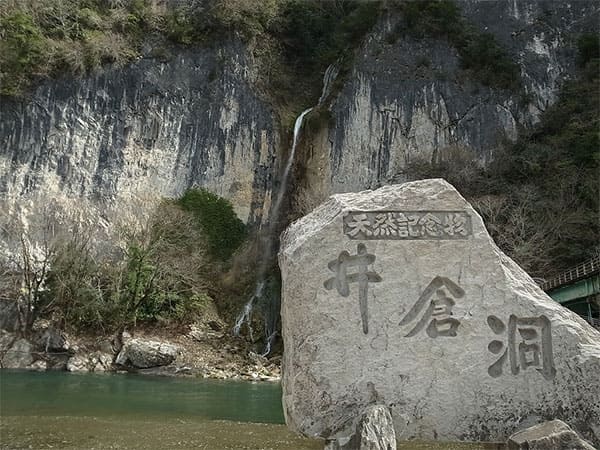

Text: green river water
xmin=0 ymin=370 xmax=502 ymax=449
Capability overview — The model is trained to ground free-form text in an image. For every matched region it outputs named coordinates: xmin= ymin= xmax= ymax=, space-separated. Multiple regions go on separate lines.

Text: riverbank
xmin=0 ymin=416 xmax=504 ymax=450
xmin=0 ymin=300 xmax=281 ymax=381
xmin=0 ymin=416 xmax=322 ymax=450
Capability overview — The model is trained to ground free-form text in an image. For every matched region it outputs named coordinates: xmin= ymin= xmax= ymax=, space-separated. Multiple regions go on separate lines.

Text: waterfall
xmin=232 ymin=280 xmax=264 ymax=339
xmin=269 ymin=107 xmax=313 ymax=223
xmin=230 ymin=110 xmax=311 ymax=345
xmin=318 ymin=64 xmax=340 ymax=105
xmin=233 ymin=64 xmax=339 ymax=355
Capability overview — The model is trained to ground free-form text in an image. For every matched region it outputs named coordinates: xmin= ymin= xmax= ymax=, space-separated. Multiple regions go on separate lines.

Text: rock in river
xmin=279 ymin=179 xmax=600 ymax=445
xmin=115 ymin=337 xmax=179 ymax=369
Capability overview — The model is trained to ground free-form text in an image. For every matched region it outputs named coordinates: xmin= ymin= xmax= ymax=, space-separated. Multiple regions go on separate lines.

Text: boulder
xmin=325 ymin=405 xmax=397 ymax=450
xmin=29 ymin=360 xmax=47 ymax=371
xmin=67 ymin=352 xmax=113 ymax=372
xmin=279 ymin=179 xmax=600 ymax=445
xmin=356 ymin=405 xmax=396 ymax=450
xmin=507 ymin=420 xmax=596 ymax=450
xmin=36 ymin=327 xmax=70 ymax=352
xmin=66 ymin=354 xmax=90 ymax=372
xmin=0 ymin=334 xmax=34 ymax=368
xmin=115 ymin=338 xmax=178 ymax=369
xmin=90 ymin=352 xmax=113 ymax=372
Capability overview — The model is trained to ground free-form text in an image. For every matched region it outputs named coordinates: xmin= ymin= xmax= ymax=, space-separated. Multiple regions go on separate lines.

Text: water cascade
xmin=233 ymin=65 xmax=339 ymax=354
xmin=231 ymin=110 xmax=311 ymax=345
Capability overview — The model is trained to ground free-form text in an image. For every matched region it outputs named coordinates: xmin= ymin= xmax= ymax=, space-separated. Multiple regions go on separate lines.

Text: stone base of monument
xmin=507 ymin=420 xmax=597 ymax=450
xmin=324 ymin=405 xmax=396 ymax=450
xmin=279 ymin=179 xmax=600 ymax=447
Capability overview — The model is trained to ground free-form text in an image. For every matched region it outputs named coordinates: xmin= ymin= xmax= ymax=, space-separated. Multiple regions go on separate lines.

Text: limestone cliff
xmin=0 ymin=1 xmax=597 ymax=249
xmin=0 ymin=40 xmax=278 ymax=249
xmin=294 ymin=0 xmax=599 ymax=213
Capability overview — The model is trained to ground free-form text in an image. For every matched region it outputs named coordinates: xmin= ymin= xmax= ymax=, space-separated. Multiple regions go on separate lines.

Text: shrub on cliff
xmin=0 ymin=0 xmax=157 ymax=96
xmin=388 ymin=0 xmax=520 ymax=90
xmin=0 ymin=12 xmax=45 ymax=96
xmin=177 ymin=188 xmax=247 ymax=261
xmin=399 ymin=44 xmax=599 ymax=277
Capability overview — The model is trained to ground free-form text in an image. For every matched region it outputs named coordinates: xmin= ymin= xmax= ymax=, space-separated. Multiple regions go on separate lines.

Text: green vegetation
xmin=177 ymin=188 xmax=247 ymax=261
xmin=388 ymin=0 xmax=521 ymax=90
xmin=0 ymin=12 xmax=45 ymax=96
xmin=1 ymin=189 xmax=247 ymax=335
xmin=0 ymin=0 xmax=381 ymax=105
xmin=0 ymin=0 xmax=158 ymax=95
xmin=161 ymin=0 xmax=281 ymax=45
xmin=402 ymin=38 xmax=599 ymax=276
xmin=273 ymin=1 xmax=379 ymax=76
xmin=577 ymin=33 xmax=599 ymax=67
xmin=1 ymin=0 xmax=520 ymax=101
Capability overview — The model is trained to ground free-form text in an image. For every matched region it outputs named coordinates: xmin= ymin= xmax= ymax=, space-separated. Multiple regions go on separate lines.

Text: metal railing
xmin=540 ymin=254 xmax=600 ymax=291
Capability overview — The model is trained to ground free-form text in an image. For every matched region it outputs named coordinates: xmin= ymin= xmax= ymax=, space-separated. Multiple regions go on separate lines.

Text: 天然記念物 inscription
xmin=399 ymin=276 xmax=464 ymax=337
xmin=343 ymin=211 xmax=471 ymax=240
xmin=324 ymin=243 xmax=382 ymax=334
xmin=487 ymin=314 xmax=556 ymax=380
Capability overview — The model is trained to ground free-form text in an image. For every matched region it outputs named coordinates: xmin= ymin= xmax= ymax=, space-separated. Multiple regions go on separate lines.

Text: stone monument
xmin=279 ymin=179 xmax=600 ymax=446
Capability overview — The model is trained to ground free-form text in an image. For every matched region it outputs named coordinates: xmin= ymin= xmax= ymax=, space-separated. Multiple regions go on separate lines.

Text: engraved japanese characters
xmin=324 ymin=243 xmax=382 ymax=334
xmin=279 ymin=179 xmax=600 ymax=447
xmin=343 ymin=211 xmax=471 ymax=240
xmin=399 ymin=276 xmax=463 ymax=338
xmin=486 ymin=314 xmax=556 ymax=380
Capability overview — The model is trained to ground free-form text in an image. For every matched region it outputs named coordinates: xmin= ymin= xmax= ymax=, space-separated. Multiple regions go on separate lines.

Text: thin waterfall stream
xmin=233 ymin=64 xmax=339 ymax=354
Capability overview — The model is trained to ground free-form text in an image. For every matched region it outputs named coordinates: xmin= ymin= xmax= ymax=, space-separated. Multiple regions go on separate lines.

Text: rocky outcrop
xmin=279 ymin=179 xmax=600 ymax=445
xmin=325 ymin=405 xmax=397 ymax=450
xmin=0 ymin=332 xmax=34 ymax=368
xmin=0 ymin=40 xmax=279 ymax=252
xmin=0 ymin=326 xmax=76 ymax=370
xmin=295 ymin=1 xmax=599 ymax=212
xmin=115 ymin=337 xmax=179 ymax=369
xmin=507 ymin=420 xmax=596 ymax=450
xmin=36 ymin=327 xmax=70 ymax=353
xmin=66 ymin=351 xmax=113 ymax=373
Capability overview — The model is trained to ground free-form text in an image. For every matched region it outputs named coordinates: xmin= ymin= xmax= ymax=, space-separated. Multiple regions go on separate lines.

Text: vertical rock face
xmin=279 ymin=179 xmax=600 ymax=445
xmin=0 ymin=40 xmax=278 ymax=247
xmin=296 ymin=0 xmax=599 ymax=211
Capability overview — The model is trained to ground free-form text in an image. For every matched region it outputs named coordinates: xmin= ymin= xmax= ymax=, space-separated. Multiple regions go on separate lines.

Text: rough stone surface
xmin=507 ymin=420 xmax=596 ymax=450
xmin=0 ymin=40 xmax=278 ymax=253
xmin=325 ymin=405 xmax=397 ymax=450
xmin=0 ymin=335 xmax=34 ymax=368
xmin=66 ymin=354 xmax=90 ymax=373
xmin=115 ymin=338 xmax=179 ymax=369
xmin=294 ymin=1 xmax=599 ymax=214
xmin=36 ymin=327 xmax=70 ymax=353
xmin=1 ymin=3 xmax=597 ymax=255
xmin=357 ymin=405 xmax=396 ymax=450
xmin=91 ymin=352 xmax=114 ymax=372
xmin=29 ymin=360 xmax=47 ymax=371
xmin=67 ymin=351 xmax=113 ymax=372
xmin=279 ymin=179 xmax=600 ymax=445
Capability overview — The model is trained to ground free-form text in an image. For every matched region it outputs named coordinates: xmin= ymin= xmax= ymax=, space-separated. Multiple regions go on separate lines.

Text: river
xmin=0 ymin=370 xmax=501 ymax=449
